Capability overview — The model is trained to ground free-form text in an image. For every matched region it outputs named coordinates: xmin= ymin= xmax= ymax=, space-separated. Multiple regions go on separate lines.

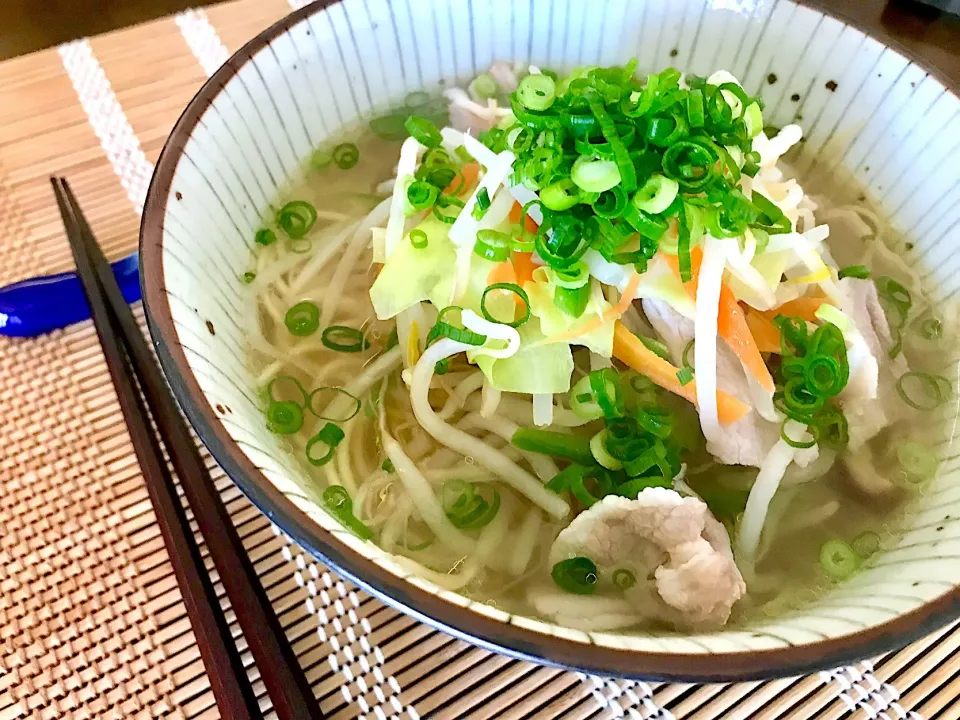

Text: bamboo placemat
xmin=0 ymin=2 xmax=958 ymax=718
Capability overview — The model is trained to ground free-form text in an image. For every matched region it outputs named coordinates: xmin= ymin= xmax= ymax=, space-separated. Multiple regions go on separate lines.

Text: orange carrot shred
xmin=612 ymin=322 xmax=749 ymax=424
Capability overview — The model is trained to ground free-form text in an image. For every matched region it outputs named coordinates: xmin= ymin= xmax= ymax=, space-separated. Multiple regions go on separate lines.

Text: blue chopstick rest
xmin=0 ymin=252 xmax=141 ymax=337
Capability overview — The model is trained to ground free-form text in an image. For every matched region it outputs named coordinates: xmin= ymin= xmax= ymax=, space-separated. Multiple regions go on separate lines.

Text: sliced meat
xmin=543 ymin=488 xmax=746 ymax=629
xmin=643 ymin=298 xmax=779 ymax=467
xmin=838 ymin=278 xmax=909 ymax=449
xmin=444 ymin=88 xmax=511 ymax=134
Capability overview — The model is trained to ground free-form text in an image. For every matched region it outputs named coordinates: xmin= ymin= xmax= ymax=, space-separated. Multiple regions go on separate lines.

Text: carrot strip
xmin=744 ymin=309 xmax=782 ymax=354
xmin=760 ymin=296 xmax=828 ymax=324
xmin=487 ymin=261 xmax=517 ymax=287
xmin=664 ymin=248 xmax=774 ymax=393
xmin=447 ymin=163 xmax=480 ymax=196
xmin=509 ymin=201 xmax=540 ymax=233
xmin=612 ymin=322 xmax=749 ymax=424
xmin=511 ymin=251 xmax=537 ymax=287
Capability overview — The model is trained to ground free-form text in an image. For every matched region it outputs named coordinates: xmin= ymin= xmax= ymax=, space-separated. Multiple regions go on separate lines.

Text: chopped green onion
xmin=838 ymin=265 xmax=870 ymax=280
xmin=381 ymin=458 xmax=395 ymax=473
xmin=781 ymin=420 xmax=817 ymax=449
xmin=876 ymin=276 xmax=912 ymax=321
xmin=481 ymin=282 xmax=530 ymax=327
xmin=546 ymin=465 xmax=613 ymax=508
xmin=819 ymin=539 xmax=860 ymax=581
xmin=551 ymin=556 xmax=598 ymax=595
xmin=407 ymin=180 xmax=439 ymax=211
xmin=896 ymin=371 xmax=951 ymax=411
xmin=255 ymin=228 xmax=277 ymax=246
xmin=636 ymin=336 xmax=670 ymax=362
xmin=554 ymin=284 xmax=590 ymax=318
xmin=321 ymin=325 xmax=370 ymax=353
xmin=404 ymin=115 xmax=443 ymax=148
xmin=442 ymin=480 xmax=500 ymax=529
xmin=322 ymin=485 xmax=374 ymax=539
xmin=852 ymin=531 xmax=880 ymax=558
xmin=266 ymin=375 xmax=309 ymax=404
xmin=266 ymin=400 xmax=304 ymax=435
xmin=541 ymin=178 xmax=582 ymax=211
xmin=916 ymin=316 xmax=943 ymax=341
xmin=682 ymin=339 xmax=695 ymax=370
xmin=589 ymin=368 xmax=625 ymax=419
xmin=570 ymin=155 xmax=621 ymax=193
xmin=474 ymin=229 xmax=512 ymax=262
xmin=546 ymin=261 xmax=590 ymax=289
xmin=517 ymin=73 xmax=557 ymax=111
xmin=410 ymin=229 xmax=429 ymax=249
xmin=612 ymin=568 xmax=637 ymax=591
xmin=307 ymin=387 xmax=361 ymax=422
xmin=285 ymin=301 xmax=320 ymax=337
xmin=332 ymin=142 xmax=360 ymax=169
xmin=632 ymin=175 xmax=679 ymax=214
xmin=432 ymin=195 xmax=463 ymax=224
xmin=306 ymin=423 xmax=346 ymax=466
xmin=426 ymin=306 xmax=488 ymax=347
xmin=590 ymin=430 xmax=624 ymax=470
xmin=676 ymin=367 xmax=694 ymax=386
xmin=242 ymin=271 xmax=257 ymax=283
xmin=277 ymin=201 xmax=318 ymax=239
xmin=511 ymin=427 xmax=595 ymax=465
xmin=472 ymin=187 xmax=491 ymax=219
xmin=569 ymin=375 xmax=604 ymax=420
xmin=897 ymin=440 xmax=939 ymax=481
xmin=473 ymin=73 xmax=499 ymax=99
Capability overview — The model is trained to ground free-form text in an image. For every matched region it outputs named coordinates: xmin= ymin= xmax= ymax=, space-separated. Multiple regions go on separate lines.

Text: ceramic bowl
xmin=141 ymin=0 xmax=960 ymax=681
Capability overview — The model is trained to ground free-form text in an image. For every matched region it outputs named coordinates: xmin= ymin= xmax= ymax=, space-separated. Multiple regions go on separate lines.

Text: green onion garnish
xmin=441 ymin=480 xmax=500 ymax=529
xmin=266 ymin=400 xmax=304 ymax=435
xmin=554 ymin=284 xmax=590 ymax=318
xmin=404 ymin=115 xmax=443 ymax=148
xmin=381 ymin=458 xmax=395 ymax=473
xmin=307 ymin=387 xmax=361 ymax=422
xmin=676 ymin=367 xmax=694 ymax=386
xmin=838 ymin=265 xmax=870 ymax=280
xmin=277 ymin=201 xmax=318 ymax=239
xmin=474 ymin=229 xmax=512 ymax=262
xmin=321 ymin=325 xmax=370 ymax=353
xmin=409 ymin=229 xmax=429 ymax=249
xmin=780 ymin=419 xmax=817 ymax=449
xmin=255 ymin=228 xmax=277 ymax=246
xmin=480 ymin=282 xmax=530 ymax=327
xmin=896 ymin=371 xmax=951 ymax=411
xmin=242 ymin=271 xmax=256 ymax=284
xmin=432 ymin=195 xmax=463 ymax=224
xmin=284 ymin=301 xmax=320 ymax=337
xmin=682 ymin=339 xmax=695 ymax=371
xmin=545 ymin=464 xmax=613 ymax=507
xmin=896 ymin=440 xmax=939 ymax=481
xmin=517 ymin=73 xmax=557 ymax=111
xmin=425 ymin=306 xmax=488 ymax=347
xmin=876 ymin=276 xmax=912 ymax=326
xmin=612 ymin=568 xmax=637 ymax=591
xmin=332 ymin=142 xmax=360 ymax=169
xmin=916 ymin=316 xmax=943 ymax=341
xmin=473 ymin=73 xmax=499 ymax=99
xmin=541 ymin=178 xmax=581 ymax=211
xmin=472 ymin=187 xmax=491 ymax=219
xmin=852 ymin=531 xmax=880 ymax=559
xmin=819 ymin=539 xmax=860 ymax=581
xmin=266 ymin=374 xmax=309 ymax=404
xmin=322 ymin=485 xmax=374 ymax=539
xmin=511 ymin=427 xmax=595 ymax=465
xmin=551 ymin=556 xmax=598 ymax=595
xmin=407 ymin=180 xmax=439 ymax=211
xmin=306 ymin=423 xmax=346 ymax=467
xmin=632 ymin=175 xmax=679 ymax=214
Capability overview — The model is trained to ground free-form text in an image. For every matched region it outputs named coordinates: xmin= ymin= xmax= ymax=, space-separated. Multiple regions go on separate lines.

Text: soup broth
xmin=244 ymin=64 xmax=955 ymax=633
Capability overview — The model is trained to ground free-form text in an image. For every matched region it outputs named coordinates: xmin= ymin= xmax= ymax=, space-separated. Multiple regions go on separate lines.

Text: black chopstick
xmin=52 ymin=177 xmax=324 ymax=720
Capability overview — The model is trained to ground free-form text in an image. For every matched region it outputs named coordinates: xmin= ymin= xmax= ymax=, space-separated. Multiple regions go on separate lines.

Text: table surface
xmin=1 ymin=2 xmax=959 ymax=720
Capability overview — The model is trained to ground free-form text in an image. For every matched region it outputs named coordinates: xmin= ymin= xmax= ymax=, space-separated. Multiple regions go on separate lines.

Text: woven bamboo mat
xmin=0 ymin=1 xmax=958 ymax=718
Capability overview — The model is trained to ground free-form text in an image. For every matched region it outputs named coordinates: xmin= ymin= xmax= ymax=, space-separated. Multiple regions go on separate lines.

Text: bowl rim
xmin=140 ymin=0 xmax=960 ymax=682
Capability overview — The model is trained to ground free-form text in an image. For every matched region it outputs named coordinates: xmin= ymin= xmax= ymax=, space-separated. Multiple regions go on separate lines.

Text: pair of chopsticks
xmin=51 ymin=178 xmax=324 ymax=720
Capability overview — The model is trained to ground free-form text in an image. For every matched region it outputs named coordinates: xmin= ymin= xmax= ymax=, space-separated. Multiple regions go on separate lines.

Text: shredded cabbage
xmin=525 ymin=276 xmax=615 ymax=356
xmin=474 ymin=319 xmax=574 ymax=394
xmin=371 ymin=216 xmax=456 ymax=319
